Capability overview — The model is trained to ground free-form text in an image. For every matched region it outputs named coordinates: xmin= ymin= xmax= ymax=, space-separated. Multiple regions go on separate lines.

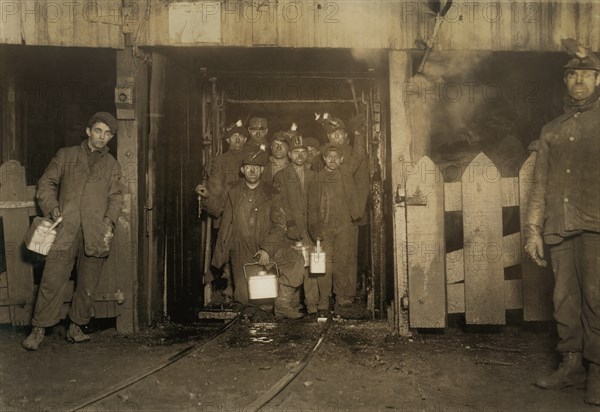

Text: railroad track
xmin=67 ymin=309 xmax=334 ymax=412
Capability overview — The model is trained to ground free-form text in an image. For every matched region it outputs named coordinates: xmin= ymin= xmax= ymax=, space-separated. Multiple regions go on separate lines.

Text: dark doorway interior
xmin=0 ymin=45 xmax=116 ymax=184
xmin=156 ymin=47 xmax=388 ymax=320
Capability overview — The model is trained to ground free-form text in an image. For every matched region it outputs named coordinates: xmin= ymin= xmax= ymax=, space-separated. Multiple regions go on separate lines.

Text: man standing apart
xmin=23 ymin=112 xmax=123 ymax=350
xmin=524 ymin=46 xmax=600 ymax=405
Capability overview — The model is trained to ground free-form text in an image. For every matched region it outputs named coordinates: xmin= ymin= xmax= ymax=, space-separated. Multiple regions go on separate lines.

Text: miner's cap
xmin=323 ymin=117 xmax=346 ymax=134
xmin=320 ymin=143 xmax=346 ymax=157
xmin=242 ymin=150 xmax=268 ymax=166
xmin=248 ymin=117 xmax=268 ymax=129
xmin=287 ymin=134 xmax=307 ymax=151
xmin=564 ymin=55 xmax=600 ymax=71
xmin=88 ymin=112 xmax=118 ymax=134
xmin=225 ymin=126 xmax=248 ymax=140
xmin=303 ymin=137 xmax=321 ymax=149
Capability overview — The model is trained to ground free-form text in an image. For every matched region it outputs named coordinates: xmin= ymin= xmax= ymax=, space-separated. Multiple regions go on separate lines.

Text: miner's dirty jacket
xmin=525 ymin=97 xmax=600 ymax=239
xmin=308 ymin=168 xmax=362 ymax=241
xmin=273 ymin=163 xmax=316 ymax=242
xmin=207 ymin=149 xmax=247 ymax=197
xmin=206 ymin=148 xmax=248 ymax=228
xmin=204 ymin=180 xmax=288 ymax=269
xmin=36 ymin=142 xmax=123 ymax=257
xmin=312 ymin=143 xmax=369 ymax=221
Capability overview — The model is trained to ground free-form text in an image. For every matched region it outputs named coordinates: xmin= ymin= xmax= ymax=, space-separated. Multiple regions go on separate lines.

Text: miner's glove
xmin=523 ymin=224 xmax=547 ymax=267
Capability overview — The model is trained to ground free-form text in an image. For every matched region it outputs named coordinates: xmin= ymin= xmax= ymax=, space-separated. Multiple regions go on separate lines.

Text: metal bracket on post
xmin=395 ymin=185 xmax=428 ymax=207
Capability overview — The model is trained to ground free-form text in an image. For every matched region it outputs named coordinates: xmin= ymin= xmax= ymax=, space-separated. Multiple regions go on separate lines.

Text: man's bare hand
xmin=51 ymin=207 xmax=61 ymax=221
xmin=253 ymin=249 xmax=270 ymax=266
xmin=195 ymin=184 xmax=209 ymax=198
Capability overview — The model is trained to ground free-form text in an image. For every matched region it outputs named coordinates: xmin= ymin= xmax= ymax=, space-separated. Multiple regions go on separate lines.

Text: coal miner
xmin=246 ymin=116 xmax=269 ymax=152
xmin=308 ymin=143 xmax=362 ymax=310
xmin=197 ymin=150 xmax=305 ymax=319
xmin=312 ymin=114 xmax=369 ymax=308
xmin=524 ymin=42 xmax=600 ymax=405
xmin=22 ymin=112 xmax=123 ymax=350
xmin=261 ymin=130 xmax=291 ymax=184
xmin=273 ymin=134 xmax=317 ymax=314
xmin=196 ymin=120 xmax=250 ymax=302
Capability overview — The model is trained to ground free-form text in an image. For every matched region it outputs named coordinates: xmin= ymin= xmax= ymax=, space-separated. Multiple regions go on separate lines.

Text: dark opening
xmin=157 ymin=47 xmax=388 ymax=320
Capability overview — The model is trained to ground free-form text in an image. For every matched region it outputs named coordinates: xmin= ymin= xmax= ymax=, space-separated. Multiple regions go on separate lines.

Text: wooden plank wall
xmin=133 ymin=0 xmax=600 ymax=51
xmin=0 ymin=1 xmax=598 ymax=51
xmin=407 ymin=152 xmax=554 ymax=327
xmin=0 ymin=161 xmax=36 ymax=325
xmin=0 ymin=0 xmax=123 ymax=48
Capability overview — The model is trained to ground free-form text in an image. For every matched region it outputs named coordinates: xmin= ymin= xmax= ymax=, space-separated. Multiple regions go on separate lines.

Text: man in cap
xmin=262 ymin=130 xmax=290 ymax=184
xmin=314 ymin=115 xmax=370 ymax=308
xmin=202 ymin=121 xmax=250 ymax=199
xmin=524 ymin=42 xmax=600 ymax=405
xmin=308 ymin=143 xmax=362 ymax=312
xmin=196 ymin=121 xmax=250 ymax=302
xmin=197 ymin=151 xmax=305 ymax=319
xmin=247 ymin=117 xmax=269 ymax=152
xmin=23 ymin=112 xmax=123 ymax=350
xmin=303 ymin=137 xmax=321 ymax=168
xmin=273 ymin=135 xmax=317 ymax=313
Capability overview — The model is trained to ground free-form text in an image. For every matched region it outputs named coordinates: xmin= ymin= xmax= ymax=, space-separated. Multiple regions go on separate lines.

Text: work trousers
xmin=32 ymin=228 xmax=106 ymax=327
xmin=322 ymin=224 xmax=358 ymax=303
xmin=230 ymin=245 xmax=304 ymax=305
xmin=549 ymin=232 xmax=600 ymax=364
xmin=304 ymin=267 xmax=332 ymax=311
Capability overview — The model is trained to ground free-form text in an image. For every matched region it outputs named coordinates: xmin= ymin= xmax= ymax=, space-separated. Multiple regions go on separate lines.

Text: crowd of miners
xmin=195 ymin=114 xmax=368 ymax=319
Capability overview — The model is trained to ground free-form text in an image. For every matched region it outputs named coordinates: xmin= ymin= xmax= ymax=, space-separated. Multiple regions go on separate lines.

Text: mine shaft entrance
xmin=154 ymin=48 xmax=390 ymax=321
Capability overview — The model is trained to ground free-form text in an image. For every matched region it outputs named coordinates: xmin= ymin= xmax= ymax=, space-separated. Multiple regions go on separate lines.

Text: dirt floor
xmin=0 ymin=309 xmax=596 ymax=412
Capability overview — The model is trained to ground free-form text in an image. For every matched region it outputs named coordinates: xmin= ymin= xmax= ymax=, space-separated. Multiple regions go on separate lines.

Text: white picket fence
xmin=403 ymin=152 xmax=553 ymax=328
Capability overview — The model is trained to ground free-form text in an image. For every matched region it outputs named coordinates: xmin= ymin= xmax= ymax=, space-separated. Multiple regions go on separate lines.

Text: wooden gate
xmin=402 ymin=152 xmax=554 ymax=328
xmin=0 ymin=160 xmax=133 ymax=330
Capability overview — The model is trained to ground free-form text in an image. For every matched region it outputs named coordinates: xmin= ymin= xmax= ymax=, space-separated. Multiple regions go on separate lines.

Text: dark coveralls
xmin=204 ymin=180 xmax=304 ymax=305
xmin=525 ymin=97 xmax=600 ymax=365
xmin=311 ymin=144 xmax=368 ymax=302
xmin=308 ymin=167 xmax=362 ymax=306
xmin=33 ymin=142 xmax=123 ymax=327
xmin=274 ymin=164 xmax=316 ymax=310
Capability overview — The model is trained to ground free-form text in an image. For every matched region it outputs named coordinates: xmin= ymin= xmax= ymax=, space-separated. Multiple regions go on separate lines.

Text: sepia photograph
xmin=0 ymin=0 xmax=598 ymax=410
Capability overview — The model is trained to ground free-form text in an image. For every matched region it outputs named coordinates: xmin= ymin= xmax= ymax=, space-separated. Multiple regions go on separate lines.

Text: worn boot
xmin=67 ymin=323 xmax=91 ymax=343
xmin=275 ymin=285 xmax=304 ymax=320
xmin=585 ymin=363 xmax=600 ymax=406
xmin=22 ymin=327 xmax=45 ymax=351
xmin=535 ymin=352 xmax=587 ymax=389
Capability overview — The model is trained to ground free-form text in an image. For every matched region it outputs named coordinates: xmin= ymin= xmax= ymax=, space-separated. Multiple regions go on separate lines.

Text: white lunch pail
xmin=245 ymin=262 xmax=279 ymax=300
xmin=24 ymin=216 xmax=63 ymax=256
xmin=310 ymin=239 xmax=326 ymax=274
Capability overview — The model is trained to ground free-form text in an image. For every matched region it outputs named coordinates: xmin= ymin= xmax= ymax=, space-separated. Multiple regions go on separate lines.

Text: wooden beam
xmin=389 ymin=51 xmax=413 ymax=336
xmin=114 ymin=48 xmax=149 ymax=333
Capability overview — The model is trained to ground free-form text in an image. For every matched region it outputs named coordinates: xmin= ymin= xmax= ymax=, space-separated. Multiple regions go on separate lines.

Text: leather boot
xmin=535 ymin=352 xmax=586 ymax=389
xmin=22 ymin=327 xmax=45 ymax=351
xmin=585 ymin=363 xmax=600 ymax=406
xmin=275 ymin=285 xmax=303 ymax=320
xmin=67 ymin=323 xmax=91 ymax=343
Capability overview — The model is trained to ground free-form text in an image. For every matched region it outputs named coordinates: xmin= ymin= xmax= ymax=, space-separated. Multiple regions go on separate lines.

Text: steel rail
xmin=68 ymin=313 xmax=243 ymax=412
